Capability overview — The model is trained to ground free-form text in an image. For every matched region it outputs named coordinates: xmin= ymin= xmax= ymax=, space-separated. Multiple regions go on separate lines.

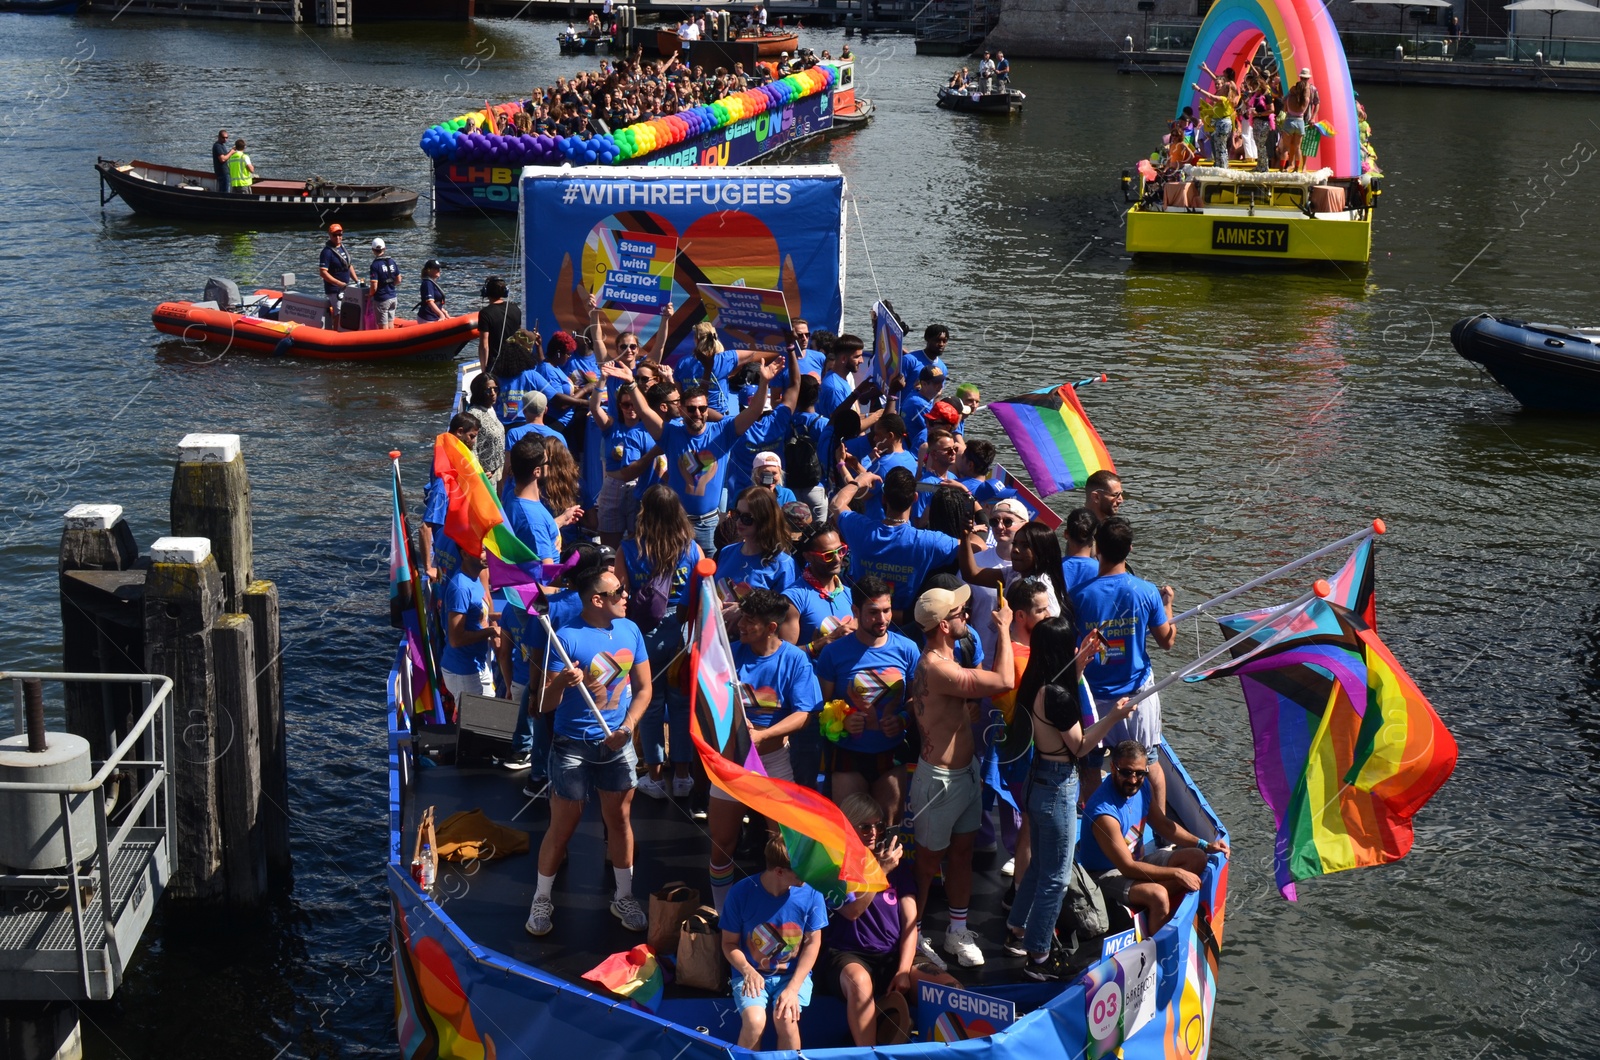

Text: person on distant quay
xmin=318 ymin=223 xmax=356 ymax=331
xmin=416 ymin=259 xmax=449 ymax=322
xmin=525 ymin=566 xmax=653 ymax=938
xmin=721 ymin=834 xmax=826 ymax=1051
xmin=225 ymin=137 xmax=254 ymax=195
xmin=212 ymin=129 xmax=231 ymax=194
xmin=1084 ymin=468 xmax=1124 ymax=523
xmin=368 ymin=238 xmax=401 ymax=330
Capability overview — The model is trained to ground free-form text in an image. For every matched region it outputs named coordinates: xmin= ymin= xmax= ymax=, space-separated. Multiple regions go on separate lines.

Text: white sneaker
xmin=1001 ymin=857 xmax=1015 ymax=877
xmin=611 ymin=892 xmax=647 ymax=931
xmin=944 ymin=928 xmax=986 ymax=967
xmin=635 ymin=775 xmax=668 ymax=800
xmin=525 ymin=894 xmax=554 ymax=936
xmin=671 ymin=775 xmax=694 ymax=798
xmin=915 ymin=931 xmax=948 ymax=971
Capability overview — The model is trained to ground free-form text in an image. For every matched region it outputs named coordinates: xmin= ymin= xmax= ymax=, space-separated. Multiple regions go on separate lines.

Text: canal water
xmin=0 ymin=11 xmax=1596 ymax=1059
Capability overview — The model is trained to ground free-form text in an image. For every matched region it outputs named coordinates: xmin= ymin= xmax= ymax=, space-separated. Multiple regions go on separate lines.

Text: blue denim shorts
xmin=731 ymin=969 xmax=813 ymax=1013
xmin=550 ymin=734 xmax=637 ymax=802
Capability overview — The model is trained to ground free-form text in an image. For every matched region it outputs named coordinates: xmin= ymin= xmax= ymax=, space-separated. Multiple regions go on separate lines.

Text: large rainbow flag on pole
xmin=431 ymin=433 xmax=549 ymax=594
xmin=686 ymin=562 xmax=886 ymax=897
xmin=987 ymin=379 xmax=1115 ymax=498
xmin=389 ymin=455 xmax=445 ymax=723
xmin=1187 ymin=572 xmax=1455 ymax=899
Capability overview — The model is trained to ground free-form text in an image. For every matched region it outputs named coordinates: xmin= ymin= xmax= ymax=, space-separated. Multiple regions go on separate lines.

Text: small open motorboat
xmin=1451 ymin=313 xmax=1600 ymax=413
xmin=558 ymin=30 xmax=608 ymax=54
xmin=97 ymin=159 xmax=419 ymax=224
xmin=152 ymin=279 xmax=478 ymax=361
xmin=656 ymin=26 xmax=798 ymax=58
xmin=936 ymin=82 xmax=1025 ymax=114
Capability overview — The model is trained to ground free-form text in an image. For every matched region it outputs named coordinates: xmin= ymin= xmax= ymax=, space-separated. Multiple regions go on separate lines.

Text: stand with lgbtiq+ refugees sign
xmin=595 ymin=231 xmax=677 ymax=313
xmin=698 ymin=283 xmax=793 ymax=355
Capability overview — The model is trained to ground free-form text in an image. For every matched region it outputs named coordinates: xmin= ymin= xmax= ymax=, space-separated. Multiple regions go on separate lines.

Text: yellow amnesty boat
xmin=1123 ymin=0 xmax=1380 ymax=265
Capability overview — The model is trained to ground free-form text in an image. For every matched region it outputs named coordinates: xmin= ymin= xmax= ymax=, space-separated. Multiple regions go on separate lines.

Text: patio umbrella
xmin=1504 ymin=0 xmax=1600 ymax=51
xmin=1350 ymin=0 xmax=1453 ymax=44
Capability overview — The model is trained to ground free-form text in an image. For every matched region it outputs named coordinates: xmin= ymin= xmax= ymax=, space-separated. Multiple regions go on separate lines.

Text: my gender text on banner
xmin=916 ymin=981 xmax=1016 ymax=1042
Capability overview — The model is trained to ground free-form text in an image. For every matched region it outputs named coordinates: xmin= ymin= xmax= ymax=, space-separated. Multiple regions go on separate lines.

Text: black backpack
xmin=784 ymin=423 xmax=823 ymax=493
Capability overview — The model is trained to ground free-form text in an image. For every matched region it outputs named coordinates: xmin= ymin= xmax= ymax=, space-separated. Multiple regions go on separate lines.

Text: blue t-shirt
xmin=1072 ymin=572 xmax=1168 ymax=697
xmin=835 ymin=510 xmax=960 ymax=612
xmin=783 ymin=578 xmax=853 ymax=649
xmin=727 ymin=405 xmax=794 ymax=498
xmin=535 ymin=361 xmax=577 ymax=428
xmin=621 ymin=539 xmax=702 ymax=608
xmin=899 ymin=349 xmax=947 ymax=393
xmin=1077 ymin=775 xmax=1151 ymax=874
xmin=733 ymin=641 xmax=821 ymax=729
xmin=664 ymin=417 xmax=741 ymax=518
xmin=677 ymin=350 xmax=740 ymax=417
xmin=370 ymin=255 xmax=400 ymax=302
xmin=319 ymin=243 xmax=355 ymax=294
xmin=716 ymin=543 xmax=798 ymax=599
xmin=864 ymin=450 xmax=917 ymax=522
xmin=814 ymin=633 xmax=920 ymax=754
xmin=506 ymin=495 xmax=561 ymax=562
xmin=501 ymin=598 xmax=531 ymax=687
xmin=816 ymin=372 xmax=855 ymax=418
xmin=552 ymin=617 xmax=649 ymax=741
xmin=505 ymin=422 xmax=566 ymax=452
xmin=418 ymin=276 xmax=446 ymax=322
xmin=605 ymin=422 xmax=653 ymax=474
xmin=1062 ymin=556 xmax=1100 ymax=596
xmin=521 ymin=587 xmax=588 ymax=668
xmin=500 ymin=369 xmax=548 ymax=426
xmin=722 ymin=876 xmax=829 ymax=974
xmin=912 ymin=468 xmax=957 ymax=520
xmin=439 ymin=570 xmax=489 ymax=674
xmin=900 ymin=390 xmax=936 ymax=454
xmin=773 ymin=348 xmax=825 ymax=391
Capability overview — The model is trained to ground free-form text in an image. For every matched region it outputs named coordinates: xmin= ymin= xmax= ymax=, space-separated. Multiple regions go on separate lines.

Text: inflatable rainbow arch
xmin=1177 ymin=0 xmax=1360 ymax=178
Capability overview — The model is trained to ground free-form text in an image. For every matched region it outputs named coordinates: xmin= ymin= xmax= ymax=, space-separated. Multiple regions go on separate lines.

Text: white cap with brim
xmin=1298 ymin=68 xmax=1311 ymax=77
xmin=914 ymin=583 xmax=972 ymax=632
xmin=371 ymin=237 xmax=386 ymax=250
xmin=990 ymin=498 xmax=1029 ymax=522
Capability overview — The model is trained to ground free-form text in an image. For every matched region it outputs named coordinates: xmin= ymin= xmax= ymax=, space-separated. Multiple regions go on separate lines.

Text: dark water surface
xmin=1 ymin=12 xmax=1597 ymax=1058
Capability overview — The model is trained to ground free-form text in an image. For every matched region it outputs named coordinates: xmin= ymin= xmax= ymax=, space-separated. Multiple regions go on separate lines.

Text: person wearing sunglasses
xmin=906 ymin=581 xmax=1016 ymax=968
xmin=1079 ymin=740 xmax=1228 ymax=936
xmin=526 ymin=567 xmax=653 ymax=939
xmin=716 ymin=488 xmax=798 ymax=609
xmin=1084 ymin=468 xmax=1126 ymax=523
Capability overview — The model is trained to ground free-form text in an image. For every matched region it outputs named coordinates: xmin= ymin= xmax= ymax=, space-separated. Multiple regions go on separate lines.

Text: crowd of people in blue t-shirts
xmin=411 ymin=299 xmax=1229 ymax=1049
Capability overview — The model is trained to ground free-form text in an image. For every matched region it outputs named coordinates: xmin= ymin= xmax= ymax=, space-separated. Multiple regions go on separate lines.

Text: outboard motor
xmin=203 ymin=277 xmax=243 ymax=312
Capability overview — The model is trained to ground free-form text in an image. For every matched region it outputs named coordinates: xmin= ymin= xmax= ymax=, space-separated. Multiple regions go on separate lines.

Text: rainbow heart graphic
xmin=590 ymin=649 xmax=636 ymax=710
xmin=678 ymin=449 xmax=720 ymax=495
xmin=851 ymin=667 xmax=904 ymax=712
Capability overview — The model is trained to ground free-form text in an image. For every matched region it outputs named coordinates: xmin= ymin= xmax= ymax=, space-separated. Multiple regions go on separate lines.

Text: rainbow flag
xmin=431 ymin=433 xmax=550 ymax=593
xmin=581 ymin=944 xmax=664 ymax=1013
xmin=1189 ymin=595 xmax=1456 ymax=899
xmin=390 ymin=461 xmax=445 ymax=724
xmin=987 ymin=381 xmax=1115 ymax=498
xmin=687 ymin=568 xmax=886 ymax=896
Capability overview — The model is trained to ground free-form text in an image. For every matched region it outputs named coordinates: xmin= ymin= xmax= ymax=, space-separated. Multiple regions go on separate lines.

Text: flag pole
xmin=1126 ymin=581 xmax=1328 ymax=707
xmin=391 ymin=450 xmax=446 ymax=723
xmin=533 ymin=609 xmax=614 ymax=737
xmin=1168 ymin=519 xmax=1385 ymax=628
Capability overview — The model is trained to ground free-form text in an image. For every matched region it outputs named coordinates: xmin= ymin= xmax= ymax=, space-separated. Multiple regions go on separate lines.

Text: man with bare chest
xmin=907 ymin=583 xmax=1015 ymax=968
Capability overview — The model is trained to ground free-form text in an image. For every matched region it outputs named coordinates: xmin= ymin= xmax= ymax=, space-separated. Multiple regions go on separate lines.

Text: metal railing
xmin=0 ymin=672 xmax=175 ymax=999
xmin=1143 ymin=21 xmax=1600 ymax=63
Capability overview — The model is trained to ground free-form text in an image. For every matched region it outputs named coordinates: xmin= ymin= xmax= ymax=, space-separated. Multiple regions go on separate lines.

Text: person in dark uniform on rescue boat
xmin=319 ymin=223 xmax=357 ymax=331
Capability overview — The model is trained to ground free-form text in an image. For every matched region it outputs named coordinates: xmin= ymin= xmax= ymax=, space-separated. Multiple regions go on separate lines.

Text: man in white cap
xmin=907 ymin=580 xmax=1015 ymax=968
xmin=368 ymin=238 xmax=402 ymax=330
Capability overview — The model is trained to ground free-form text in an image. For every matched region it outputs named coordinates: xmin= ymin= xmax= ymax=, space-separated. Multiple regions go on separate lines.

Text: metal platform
xmin=0 ymin=673 xmax=175 ymax=1002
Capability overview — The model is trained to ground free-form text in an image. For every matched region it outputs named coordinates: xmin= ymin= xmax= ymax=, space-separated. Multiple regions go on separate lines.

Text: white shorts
xmin=1100 ymin=674 xmax=1162 ymax=754
xmin=709 ymin=745 xmax=792 ymax=801
xmin=443 ymin=666 xmax=495 ymax=700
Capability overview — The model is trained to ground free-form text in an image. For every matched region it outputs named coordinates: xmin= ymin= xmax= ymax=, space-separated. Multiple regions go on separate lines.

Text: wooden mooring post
xmin=55 ymin=433 xmax=290 ymax=906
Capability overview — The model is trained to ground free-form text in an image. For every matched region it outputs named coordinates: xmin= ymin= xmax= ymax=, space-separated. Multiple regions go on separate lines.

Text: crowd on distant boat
xmin=411 ymin=289 xmax=1229 ymax=1047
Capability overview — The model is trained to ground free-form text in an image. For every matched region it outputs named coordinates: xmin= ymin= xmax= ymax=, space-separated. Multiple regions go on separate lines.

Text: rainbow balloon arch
xmin=1176 ymin=0 xmax=1360 ymax=179
xmin=419 ymin=66 xmax=834 ymax=170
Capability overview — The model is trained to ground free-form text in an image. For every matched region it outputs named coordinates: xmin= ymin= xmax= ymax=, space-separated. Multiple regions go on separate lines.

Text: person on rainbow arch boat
xmin=1191 ymin=63 xmax=1240 ymax=168
xmin=1078 ymin=740 xmax=1229 ymax=933
xmin=1279 ymin=67 xmax=1320 ymax=173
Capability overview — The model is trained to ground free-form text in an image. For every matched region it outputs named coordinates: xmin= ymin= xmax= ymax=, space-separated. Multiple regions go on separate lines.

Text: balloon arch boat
xmin=1122 ymin=0 xmax=1382 ymax=265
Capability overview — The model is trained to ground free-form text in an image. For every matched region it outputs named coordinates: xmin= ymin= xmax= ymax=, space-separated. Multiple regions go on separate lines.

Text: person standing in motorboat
xmin=417 ymin=259 xmax=448 ymax=323
xmin=995 ymin=51 xmax=1011 ymax=84
xmin=318 ymin=223 xmax=357 ymax=332
xmin=225 ymin=138 xmax=254 ymax=195
xmin=211 ymin=129 xmax=231 ymax=194
xmin=368 ymin=238 xmax=401 ymax=330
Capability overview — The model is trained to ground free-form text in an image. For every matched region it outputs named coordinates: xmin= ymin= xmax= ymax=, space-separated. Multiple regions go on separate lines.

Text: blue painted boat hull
xmin=1451 ymin=313 xmax=1600 ymax=413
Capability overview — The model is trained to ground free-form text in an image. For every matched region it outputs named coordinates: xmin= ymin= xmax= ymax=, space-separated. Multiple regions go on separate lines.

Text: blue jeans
xmin=510 ymin=686 xmax=552 ymax=779
xmin=638 ymin=618 xmax=691 ymax=765
xmin=691 ymin=510 xmax=721 ymax=555
xmin=1006 ymin=758 xmax=1080 ymax=956
xmin=1213 ymin=118 xmax=1233 ymax=166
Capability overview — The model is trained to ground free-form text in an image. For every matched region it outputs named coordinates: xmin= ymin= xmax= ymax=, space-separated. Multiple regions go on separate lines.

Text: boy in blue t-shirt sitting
xmin=721 ymin=834 xmax=829 ymax=1050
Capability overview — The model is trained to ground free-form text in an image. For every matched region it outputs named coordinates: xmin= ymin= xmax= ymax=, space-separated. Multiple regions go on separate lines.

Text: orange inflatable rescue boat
xmin=152 ymin=282 xmax=479 ymax=361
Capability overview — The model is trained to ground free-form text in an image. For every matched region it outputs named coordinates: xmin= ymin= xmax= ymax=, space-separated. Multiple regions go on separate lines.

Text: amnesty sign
xmin=1211 ymin=220 xmax=1289 ymax=252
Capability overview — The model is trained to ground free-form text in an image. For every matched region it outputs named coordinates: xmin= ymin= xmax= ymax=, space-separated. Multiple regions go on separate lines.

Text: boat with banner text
xmin=96 ymin=158 xmax=419 ymax=223
xmin=381 ymin=164 xmax=1233 ymax=1060
xmin=420 ymin=61 xmax=862 ymax=213
xmin=1121 ymin=0 xmax=1381 ymax=265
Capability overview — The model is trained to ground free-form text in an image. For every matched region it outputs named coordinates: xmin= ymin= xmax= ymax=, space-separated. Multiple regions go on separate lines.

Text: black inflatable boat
xmin=1450 ymin=313 xmax=1600 ymax=413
